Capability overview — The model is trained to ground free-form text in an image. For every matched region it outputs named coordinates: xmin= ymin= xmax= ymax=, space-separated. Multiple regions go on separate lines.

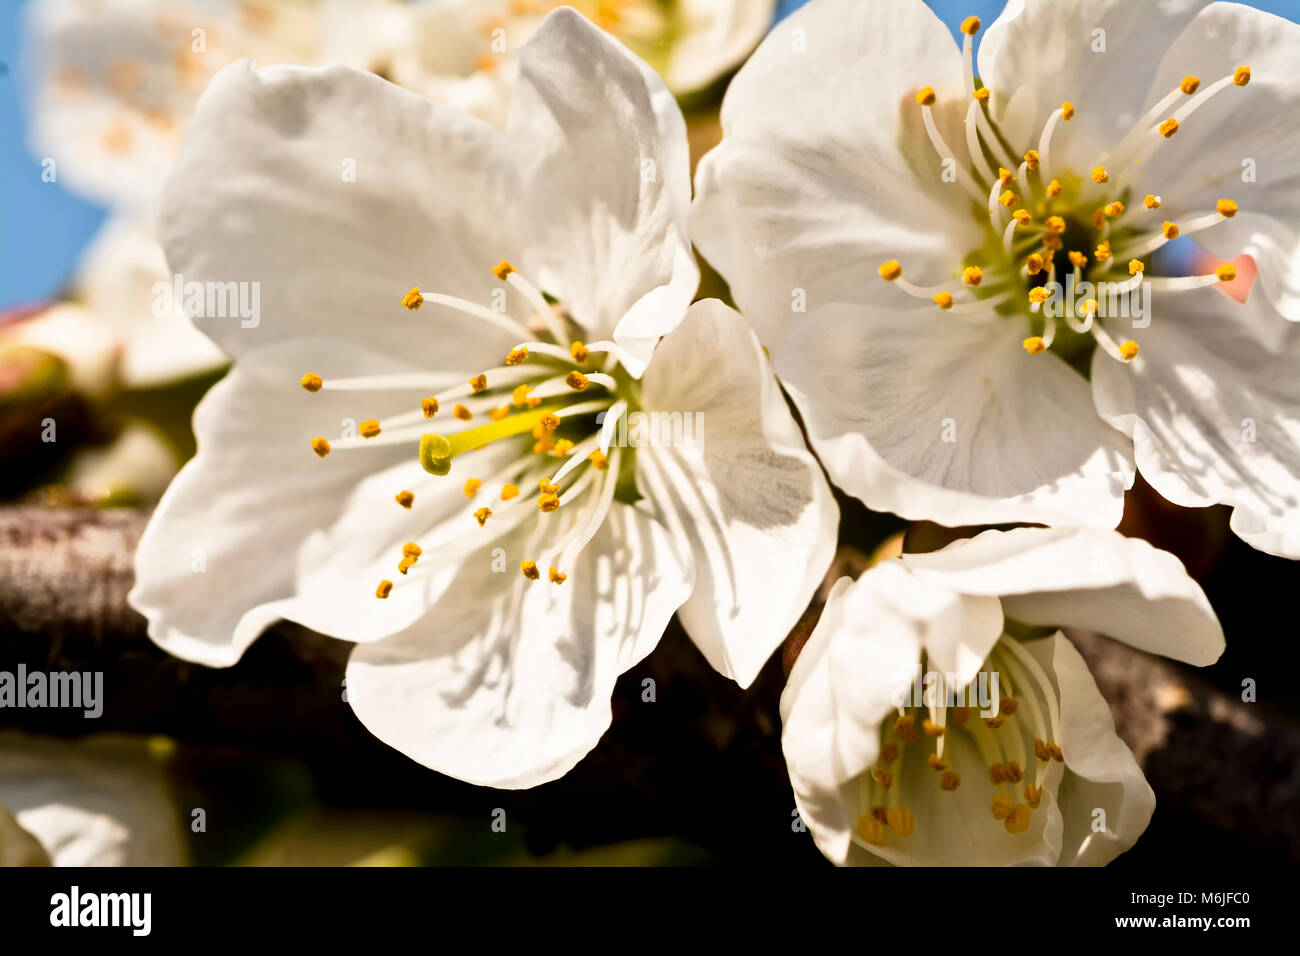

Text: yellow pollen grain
xmin=474 ymin=507 xmax=492 ymax=526
xmin=1061 ymin=101 xmax=1075 ymax=120
xmin=453 ymin=404 xmax=473 ymax=421
xmin=548 ymin=566 xmax=566 ymax=585
xmin=506 ymin=346 xmax=528 ymax=366
xmin=565 ymin=370 xmax=589 ymax=391
xmin=1022 ymin=336 xmax=1047 ymax=355
xmin=1216 ymin=263 xmax=1237 ymax=282
xmin=1144 ymin=194 xmax=1161 ymax=209
xmin=395 ymin=490 xmax=414 ymax=508
xmin=1095 ymin=241 xmax=1112 ymax=261
xmin=886 ymin=807 xmax=915 ymax=837
xmin=962 ymin=266 xmax=983 ymax=286
xmin=1162 ymin=220 xmax=1180 ymax=239
xmin=570 ymin=341 xmax=590 ymax=364
xmin=1129 ymin=258 xmax=1146 ymax=275
xmin=520 ymin=560 xmax=540 ymax=580
xmin=940 ymin=771 xmax=961 ymax=791
xmin=375 ymin=580 xmax=393 ymax=599
xmin=1233 ymin=66 xmax=1250 ymax=87
xmin=961 ymin=15 xmax=980 ymax=35
xmin=300 ymin=372 xmax=322 ymax=392
xmin=359 ymin=420 xmax=381 ymax=439
xmin=1216 ymin=198 xmax=1238 ymax=218
xmin=468 ymin=373 xmax=487 ymax=393
xmin=1004 ymin=803 xmax=1033 ymax=834
xmin=311 ymin=437 xmax=331 ymax=458
xmin=501 ymin=483 xmax=520 ymax=501
xmin=538 ymin=492 xmax=560 ymax=513
xmin=916 ymin=86 xmax=936 ymax=106
xmin=1105 ymin=201 xmax=1125 ymax=218
xmin=1068 ymin=251 xmax=1088 ymax=269
xmin=933 ymin=291 xmax=954 ymax=310
xmin=991 ymin=794 xmax=1015 ymax=820
xmin=999 ymin=189 xmax=1019 ymax=208
xmin=1180 ymin=75 xmax=1201 ymax=94
xmin=1119 ymin=340 xmax=1140 ymax=361
xmin=1026 ymin=253 xmax=1044 ymax=276
xmin=973 ymin=87 xmax=990 ymax=103
xmin=1023 ymin=148 xmax=1040 ymax=171
xmin=1028 ymin=288 xmax=1050 ymax=304
xmin=588 ymin=450 xmax=609 ymax=471
xmin=1046 ymin=178 xmax=1062 ymax=198
xmin=1045 ymin=215 xmax=1066 ymax=234
xmin=492 ymin=260 xmax=516 ymax=280
xmin=489 ymin=406 xmax=510 ymax=421
xmin=1012 ymin=209 xmax=1031 ymax=225
xmin=402 ymin=286 xmax=423 ymax=310
xmin=1091 ymin=166 xmax=1109 ymax=184
xmin=878 ymin=259 xmax=903 ymax=281
xmin=417 ymin=397 xmax=437 ymax=420
xmin=463 ymin=478 xmax=482 ymax=497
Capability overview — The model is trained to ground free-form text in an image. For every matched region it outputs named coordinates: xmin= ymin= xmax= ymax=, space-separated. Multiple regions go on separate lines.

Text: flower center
xmin=854 ymin=633 xmax=1066 ymax=851
xmin=300 ymin=260 xmax=637 ymax=597
xmin=879 ymin=15 xmax=1251 ymax=371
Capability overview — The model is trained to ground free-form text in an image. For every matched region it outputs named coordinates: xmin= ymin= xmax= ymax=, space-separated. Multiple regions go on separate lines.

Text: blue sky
xmin=2 ymin=0 xmax=1298 ymax=308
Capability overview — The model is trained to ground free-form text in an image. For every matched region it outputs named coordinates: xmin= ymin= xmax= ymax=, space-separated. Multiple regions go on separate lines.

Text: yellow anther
xmin=973 ymin=87 xmax=991 ymax=104
xmin=1158 ymin=117 xmax=1180 ymax=138
xmin=489 ymin=406 xmax=510 ymax=421
xmin=1026 ymin=253 xmax=1045 ymax=275
xmin=1048 ymin=743 xmax=1065 ymax=762
xmin=1144 ymin=194 xmax=1161 ymax=209
xmin=1216 ymin=198 xmax=1238 ymax=218
xmin=1034 ymin=738 xmax=1050 ymax=761
xmin=1216 ymin=263 xmax=1237 ymax=282
xmin=1004 ymin=761 xmax=1024 ymax=783
xmin=520 ymin=560 xmax=540 ymax=580
xmin=952 ymin=707 xmax=970 ymax=724
xmin=463 ymin=477 xmax=482 ymax=497
xmin=492 ymin=260 xmax=516 ymax=280
xmin=927 ymin=754 xmax=949 ymax=772
xmin=395 ymin=490 xmax=414 ymax=508
xmin=1025 ymin=783 xmax=1043 ymax=808
xmin=857 ymin=814 xmax=887 ymax=845
xmin=991 ymin=794 xmax=1015 ymax=820
xmin=375 ymin=580 xmax=393 ymax=599
xmin=588 ymin=450 xmax=609 ymax=471
xmin=1012 ymin=209 xmax=1031 ymax=225
xmin=1022 ymin=336 xmax=1047 ymax=355
xmin=538 ymin=492 xmax=560 ymax=513
xmin=553 ymin=438 xmax=574 ymax=456
xmin=940 ymin=771 xmax=961 ymax=791
xmin=565 ymin=370 xmax=589 ymax=391
xmin=453 ymin=404 xmax=473 ymax=421
xmin=1043 ymin=233 xmax=1063 ymax=250
xmin=1129 ymin=258 xmax=1145 ymax=275
xmin=1094 ymin=241 xmax=1112 ymax=261
xmin=894 ymin=715 xmax=915 ymax=734
xmin=880 ymin=744 xmax=899 ymax=763
xmin=500 ymin=483 xmax=520 ymax=501
xmin=916 ymin=86 xmax=936 ymax=106
xmin=984 ymin=716 xmax=1004 ymax=729
xmin=1091 ymin=166 xmax=1109 ymax=184
xmin=1061 ymin=101 xmax=1075 ymax=120
xmin=533 ymin=438 xmax=555 ymax=455
xmin=961 ymin=15 xmax=980 ymax=35
xmin=1180 ymin=75 xmax=1201 ymax=95
xmin=538 ymin=413 xmax=561 ymax=434
xmin=922 ymin=719 xmax=944 ymax=737
xmin=359 ymin=420 xmax=381 ymax=439
xmin=999 ymin=189 xmax=1020 ymax=208
xmin=990 ymin=763 xmax=1007 ymax=784
xmin=1046 ymin=178 xmax=1062 ymax=198
xmin=1119 ymin=340 xmax=1139 ymax=361
xmin=997 ymin=167 xmax=1013 ymax=187
xmin=1023 ymin=148 xmax=1040 ymax=171
xmin=872 ymin=769 xmax=893 ymax=789
xmin=1104 ymin=201 xmax=1125 ymax=218
xmin=1233 ymin=65 xmax=1250 ymax=86
xmin=1092 ymin=207 xmax=1108 ymax=229
xmin=402 ymin=286 xmax=423 ymax=310
xmin=886 ymin=807 xmax=915 ymax=837
xmin=474 ymin=507 xmax=492 ymax=526
xmin=512 ymin=383 xmax=535 ymax=407
xmin=1028 ymin=288 xmax=1050 ymax=304
xmin=422 ymin=396 xmax=439 ymax=419
xmin=311 ymin=437 xmax=331 ymax=458
xmin=1045 ymin=215 xmax=1066 ymax=234
xmin=300 ymin=372 xmax=322 ymax=392
xmin=570 ymin=341 xmax=589 ymax=364
xmin=548 ymin=566 xmax=566 ymax=585
xmin=468 ymin=373 xmax=487 ymax=393
xmin=1068 ymin=251 xmax=1088 ymax=269
xmin=933 ymin=291 xmax=954 ymax=310
xmin=1080 ymin=299 xmax=1099 ymax=315
xmin=961 ymin=266 xmax=983 ymax=287
xmin=397 ymin=555 xmax=415 ymax=576
xmin=878 ymin=259 xmax=903 ymax=281
xmin=999 ymin=697 xmax=1018 ymax=715
xmin=1162 ymin=220 xmax=1180 ymax=239
xmin=539 ymin=478 xmax=560 ymax=495
xmin=505 ymin=346 xmax=528 ymax=366
xmin=401 ymin=542 xmax=421 ymax=558
xmin=1004 ymin=803 xmax=1033 ymax=834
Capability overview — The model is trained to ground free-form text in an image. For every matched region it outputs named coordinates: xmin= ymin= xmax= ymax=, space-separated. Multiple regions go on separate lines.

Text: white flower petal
xmin=508 ymin=7 xmax=697 ymax=376
xmin=636 ymin=300 xmax=837 ymax=687
xmin=1091 ymin=289 xmax=1300 ymax=559
xmin=690 ymin=0 xmax=976 ymax=348
xmin=776 ymin=303 xmax=1133 ymax=528
xmin=1030 ymin=634 xmax=1155 ymax=867
xmin=663 ymin=0 xmax=776 ymax=95
xmin=159 ymin=61 xmax=521 ymax=366
xmin=903 ymin=527 xmax=1225 ymax=666
xmin=345 ymin=501 xmax=694 ymax=788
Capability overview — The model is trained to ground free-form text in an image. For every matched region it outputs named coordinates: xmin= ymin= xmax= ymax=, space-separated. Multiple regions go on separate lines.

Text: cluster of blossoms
xmin=127 ymin=0 xmax=1298 ymax=864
